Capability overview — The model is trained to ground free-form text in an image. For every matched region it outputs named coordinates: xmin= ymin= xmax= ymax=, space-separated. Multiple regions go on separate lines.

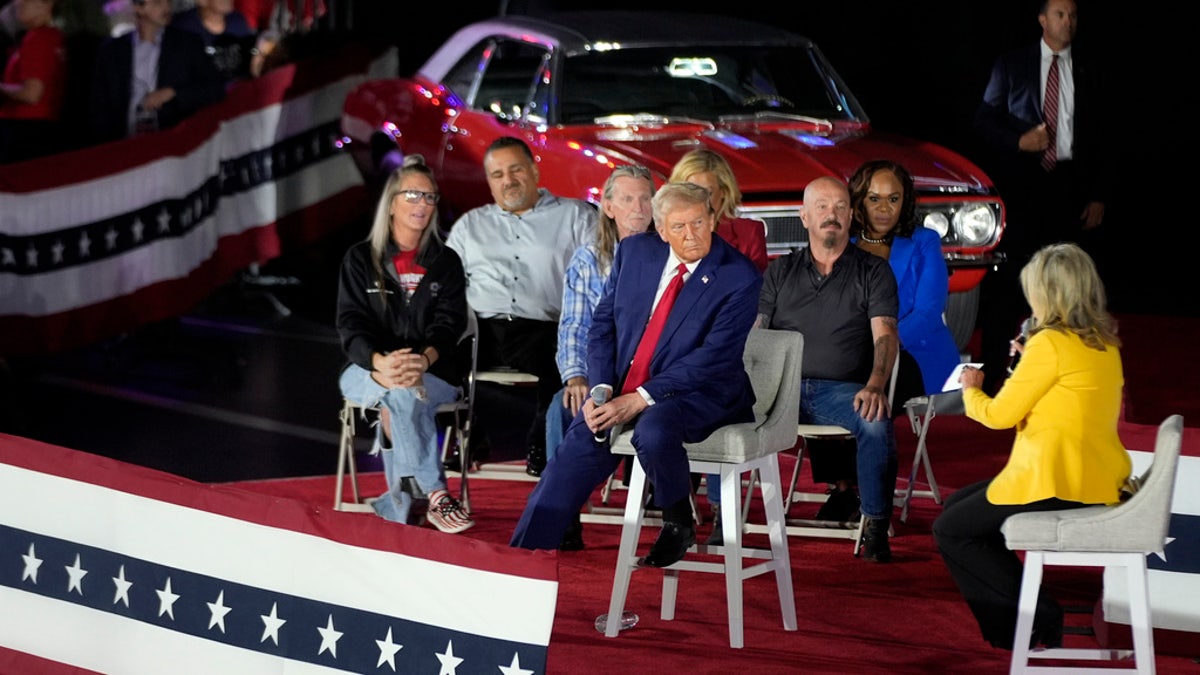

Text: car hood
xmin=565 ymin=120 xmax=992 ymax=198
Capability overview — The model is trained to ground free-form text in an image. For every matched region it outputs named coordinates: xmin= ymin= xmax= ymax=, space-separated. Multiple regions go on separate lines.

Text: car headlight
xmin=953 ymin=203 xmax=999 ymax=246
xmin=919 ymin=203 xmax=1000 ymax=247
xmin=922 ymin=212 xmax=950 ymax=238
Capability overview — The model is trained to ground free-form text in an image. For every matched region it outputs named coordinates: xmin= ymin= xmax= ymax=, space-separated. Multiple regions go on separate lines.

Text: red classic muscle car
xmin=341 ymin=11 xmax=1004 ymax=347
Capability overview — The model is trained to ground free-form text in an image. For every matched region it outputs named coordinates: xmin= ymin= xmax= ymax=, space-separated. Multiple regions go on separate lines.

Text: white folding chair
xmin=773 ymin=356 xmax=901 ymax=553
xmin=1002 ymin=414 xmax=1183 ymax=674
xmin=448 ymin=310 xmax=543 ymax=483
xmin=897 ymin=389 xmax=964 ymax=522
xmin=333 ymin=315 xmax=477 ymax=511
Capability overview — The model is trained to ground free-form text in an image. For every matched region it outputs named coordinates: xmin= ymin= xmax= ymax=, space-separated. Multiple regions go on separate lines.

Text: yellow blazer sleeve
xmin=963 ymin=332 xmax=1057 ymax=431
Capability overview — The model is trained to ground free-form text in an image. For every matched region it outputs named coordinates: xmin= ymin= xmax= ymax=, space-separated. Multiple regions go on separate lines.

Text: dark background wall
xmin=339 ymin=0 xmax=1195 ymax=314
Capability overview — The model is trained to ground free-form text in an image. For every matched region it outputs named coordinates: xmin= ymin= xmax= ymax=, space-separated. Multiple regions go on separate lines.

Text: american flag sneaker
xmin=426 ymin=489 xmax=475 ymax=534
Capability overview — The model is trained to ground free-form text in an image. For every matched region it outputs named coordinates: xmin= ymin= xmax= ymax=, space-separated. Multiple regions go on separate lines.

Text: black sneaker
xmin=525 ymin=446 xmax=547 ymax=477
xmin=815 ymin=488 xmax=861 ymax=523
xmin=860 ymin=517 xmax=892 ymax=563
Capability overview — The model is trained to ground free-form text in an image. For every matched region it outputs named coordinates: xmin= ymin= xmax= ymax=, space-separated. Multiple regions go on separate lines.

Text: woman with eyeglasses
xmin=336 ymin=154 xmax=474 ymax=533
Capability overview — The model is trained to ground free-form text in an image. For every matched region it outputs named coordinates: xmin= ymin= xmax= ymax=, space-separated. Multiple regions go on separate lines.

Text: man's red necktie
xmin=621 ymin=263 xmax=688 ymax=395
xmin=1041 ymin=54 xmax=1060 ymax=172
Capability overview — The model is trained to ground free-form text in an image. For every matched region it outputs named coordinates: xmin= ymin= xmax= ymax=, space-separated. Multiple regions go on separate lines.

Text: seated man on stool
xmin=758 ymin=175 xmax=900 ymax=562
xmin=510 ymin=182 xmax=761 ymax=564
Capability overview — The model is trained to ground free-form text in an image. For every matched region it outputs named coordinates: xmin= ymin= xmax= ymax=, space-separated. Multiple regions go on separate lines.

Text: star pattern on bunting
xmin=260 ymin=601 xmax=286 ymax=645
xmin=2 ymin=532 xmax=548 ymax=673
xmin=317 ymin=614 xmax=343 ymax=657
xmin=207 ymin=590 xmax=232 ymax=632
xmin=65 ymin=553 xmax=87 ymax=594
xmin=437 ymin=640 xmax=464 ymax=675
xmin=0 ymin=123 xmax=347 ymax=277
xmin=21 ymin=543 xmax=42 ymax=583
xmin=113 ymin=564 xmax=132 ymax=607
xmin=375 ymin=626 xmax=403 ymax=670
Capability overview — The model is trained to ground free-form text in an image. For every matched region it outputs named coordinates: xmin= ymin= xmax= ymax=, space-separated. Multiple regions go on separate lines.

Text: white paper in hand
xmin=942 ymin=362 xmax=984 ymax=392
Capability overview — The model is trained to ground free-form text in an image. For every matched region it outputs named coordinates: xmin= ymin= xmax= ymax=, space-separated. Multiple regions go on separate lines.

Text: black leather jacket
xmin=336 ymin=235 xmax=467 ymax=383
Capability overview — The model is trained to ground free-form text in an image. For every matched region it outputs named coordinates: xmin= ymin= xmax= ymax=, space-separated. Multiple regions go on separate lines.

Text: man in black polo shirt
xmin=757 ymin=175 xmax=900 ymax=562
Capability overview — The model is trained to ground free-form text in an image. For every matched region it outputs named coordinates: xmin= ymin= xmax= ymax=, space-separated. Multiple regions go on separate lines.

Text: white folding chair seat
xmin=603 ymin=329 xmax=802 ymax=648
xmin=1001 ymin=414 xmax=1183 ymax=674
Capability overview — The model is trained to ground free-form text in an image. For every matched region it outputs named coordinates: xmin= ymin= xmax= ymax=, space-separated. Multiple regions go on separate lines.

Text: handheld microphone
xmin=590 ymin=385 xmax=611 ymax=443
xmin=1006 ymin=317 xmax=1036 ymax=375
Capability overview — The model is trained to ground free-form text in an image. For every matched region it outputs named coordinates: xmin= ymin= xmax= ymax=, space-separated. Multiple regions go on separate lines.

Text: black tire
xmin=945 ymin=286 xmax=979 ymax=355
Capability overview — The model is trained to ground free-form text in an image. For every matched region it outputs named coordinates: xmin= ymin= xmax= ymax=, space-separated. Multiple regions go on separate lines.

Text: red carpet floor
xmin=230 ymin=414 xmax=1200 ymax=674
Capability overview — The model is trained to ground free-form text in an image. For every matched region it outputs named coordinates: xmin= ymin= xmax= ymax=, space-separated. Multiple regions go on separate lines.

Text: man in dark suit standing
xmin=87 ymin=0 xmax=225 ymax=144
xmin=973 ymin=0 xmax=1109 ymax=392
xmin=510 ymin=182 xmax=761 ymax=567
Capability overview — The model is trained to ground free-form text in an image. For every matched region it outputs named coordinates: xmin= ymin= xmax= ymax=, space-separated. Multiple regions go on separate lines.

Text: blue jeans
xmin=799 ymin=378 xmax=897 ymax=519
xmin=338 ymin=365 xmax=459 ymax=523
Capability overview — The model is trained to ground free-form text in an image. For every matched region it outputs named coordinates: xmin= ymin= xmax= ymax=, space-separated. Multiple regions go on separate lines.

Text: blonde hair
xmin=1020 ymin=243 xmax=1119 ymax=350
xmin=667 ymin=149 xmax=742 ymax=221
xmin=368 ymin=154 xmax=441 ymax=271
xmin=652 ymin=182 xmax=713 ymax=227
xmin=366 ymin=155 xmax=441 ymax=312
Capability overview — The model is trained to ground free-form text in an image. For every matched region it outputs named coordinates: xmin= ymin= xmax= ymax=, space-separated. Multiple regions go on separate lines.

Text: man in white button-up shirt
xmin=446 ymin=136 xmax=597 ymax=476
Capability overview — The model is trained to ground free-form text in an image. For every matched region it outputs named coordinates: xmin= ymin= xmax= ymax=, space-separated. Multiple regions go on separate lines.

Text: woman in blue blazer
xmin=850 ymin=160 xmax=959 ymax=402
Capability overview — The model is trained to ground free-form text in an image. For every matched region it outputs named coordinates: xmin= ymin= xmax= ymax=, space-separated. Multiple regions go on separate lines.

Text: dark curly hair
xmin=848 ymin=159 xmax=917 ymax=240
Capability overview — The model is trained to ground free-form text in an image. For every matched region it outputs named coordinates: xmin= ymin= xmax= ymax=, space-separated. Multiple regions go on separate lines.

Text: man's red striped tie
xmin=621 ymin=263 xmax=688 ymax=395
xmin=1041 ymin=54 xmax=1060 ymax=172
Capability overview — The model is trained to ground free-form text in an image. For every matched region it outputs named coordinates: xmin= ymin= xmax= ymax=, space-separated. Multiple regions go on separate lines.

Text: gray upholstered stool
xmin=602 ymin=329 xmax=803 ymax=648
xmin=1001 ymin=414 xmax=1183 ymax=674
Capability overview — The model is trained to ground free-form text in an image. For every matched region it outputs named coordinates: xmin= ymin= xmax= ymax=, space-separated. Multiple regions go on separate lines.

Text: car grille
xmin=741 ymin=206 xmax=807 ymax=257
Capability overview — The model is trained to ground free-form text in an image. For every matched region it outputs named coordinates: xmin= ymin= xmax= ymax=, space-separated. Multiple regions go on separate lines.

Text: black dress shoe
xmin=638 ymin=521 xmax=696 ymax=568
xmin=559 ymin=518 xmax=585 ymax=551
xmin=525 ymin=446 xmax=547 ymax=477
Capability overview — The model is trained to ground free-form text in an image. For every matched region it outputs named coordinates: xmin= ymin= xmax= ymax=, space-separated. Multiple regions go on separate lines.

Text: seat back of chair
xmin=1116 ymin=414 xmax=1185 ymax=549
xmin=611 ymin=329 xmax=803 ymax=463
xmin=1002 ymin=414 xmax=1184 ymax=553
xmin=742 ymin=329 xmax=805 ymax=452
xmin=681 ymin=329 xmax=804 ymax=463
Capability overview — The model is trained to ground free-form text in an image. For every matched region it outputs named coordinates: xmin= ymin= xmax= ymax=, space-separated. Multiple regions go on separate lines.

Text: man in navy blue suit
xmin=510 ymin=182 xmax=761 ymax=567
xmin=87 ymin=0 xmax=225 ymax=143
xmin=973 ymin=0 xmax=1110 ymax=393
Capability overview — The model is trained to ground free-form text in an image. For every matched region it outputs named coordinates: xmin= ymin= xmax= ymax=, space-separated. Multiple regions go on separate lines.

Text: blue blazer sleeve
xmin=973 ymin=44 xmax=1041 ymax=155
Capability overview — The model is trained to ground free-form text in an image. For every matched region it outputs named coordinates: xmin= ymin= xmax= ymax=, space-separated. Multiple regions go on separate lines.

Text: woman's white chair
xmin=1001 ymin=413 xmax=1184 ymax=674
xmin=333 ymin=315 xmax=478 ymax=511
xmin=602 ymin=329 xmax=803 ymax=648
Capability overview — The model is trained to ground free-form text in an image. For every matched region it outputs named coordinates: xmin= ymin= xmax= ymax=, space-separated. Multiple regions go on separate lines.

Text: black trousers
xmin=932 ymin=479 xmax=1083 ymax=649
xmin=473 ymin=317 xmax=562 ymax=450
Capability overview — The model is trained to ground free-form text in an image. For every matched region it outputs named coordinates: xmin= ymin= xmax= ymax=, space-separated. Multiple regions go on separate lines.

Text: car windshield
xmin=555 ymin=44 xmax=865 ymax=125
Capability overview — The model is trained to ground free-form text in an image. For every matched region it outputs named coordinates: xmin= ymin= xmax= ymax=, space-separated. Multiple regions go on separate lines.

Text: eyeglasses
xmin=400 ymin=190 xmax=440 ymax=205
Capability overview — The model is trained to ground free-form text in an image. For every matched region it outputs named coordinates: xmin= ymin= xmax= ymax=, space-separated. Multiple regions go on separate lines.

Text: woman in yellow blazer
xmin=933 ymin=243 xmax=1130 ymax=651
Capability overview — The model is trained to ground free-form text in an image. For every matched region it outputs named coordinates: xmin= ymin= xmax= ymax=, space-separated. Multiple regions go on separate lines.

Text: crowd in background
xmin=0 ymin=0 xmax=340 ymax=163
